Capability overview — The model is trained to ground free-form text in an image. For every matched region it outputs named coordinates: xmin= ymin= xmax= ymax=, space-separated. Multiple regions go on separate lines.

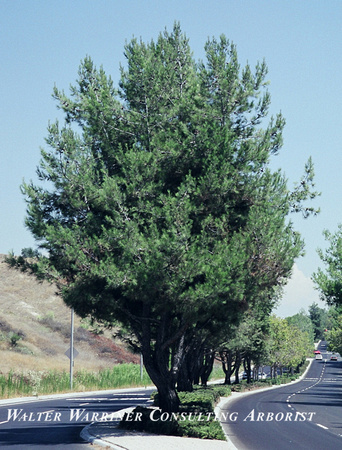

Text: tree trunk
xmin=142 ymin=354 xmax=181 ymax=412
xmin=200 ymin=349 xmax=215 ymax=386
xmin=177 ymin=358 xmax=193 ymax=392
xmin=245 ymin=356 xmax=252 ymax=383
xmin=157 ymin=380 xmax=181 ymax=412
xmin=235 ymin=352 xmax=242 ymax=384
xmin=219 ymin=350 xmax=233 ymax=385
xmin=138 ymin=310 xmax=182 ymax=412
xmin=192 ymin=348 xmax=203 ymax=386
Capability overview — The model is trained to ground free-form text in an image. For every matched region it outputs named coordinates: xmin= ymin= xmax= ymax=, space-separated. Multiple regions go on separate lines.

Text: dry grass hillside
xmin=0 ymin=254 xmax=139 ymax=375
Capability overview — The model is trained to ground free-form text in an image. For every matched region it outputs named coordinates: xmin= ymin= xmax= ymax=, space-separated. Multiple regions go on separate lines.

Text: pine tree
xmin=20 ymin=24 xmax=317 ymax=411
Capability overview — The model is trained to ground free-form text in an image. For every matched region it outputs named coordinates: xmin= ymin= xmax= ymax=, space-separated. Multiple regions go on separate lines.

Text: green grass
xmin=0 ymin=363 xmax=152 ymax=398
xmin=208 ymin=364 xmax=225 ymax=381
xmin=0 ymin=360 xmax=307 ymax=401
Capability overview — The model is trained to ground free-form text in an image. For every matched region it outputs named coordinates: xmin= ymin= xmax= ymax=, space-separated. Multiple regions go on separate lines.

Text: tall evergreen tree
xmin=313 ymin=225 xmax=342 ymax=308
xmin=19 ymin=24 xmax=317 ymax=411
xmin=308 ymin=302 xmax=328 ymax=340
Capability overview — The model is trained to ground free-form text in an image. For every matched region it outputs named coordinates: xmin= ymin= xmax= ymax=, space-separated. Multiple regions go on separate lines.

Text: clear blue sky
xmin=1 ymin=0 xmax=341 ymax=316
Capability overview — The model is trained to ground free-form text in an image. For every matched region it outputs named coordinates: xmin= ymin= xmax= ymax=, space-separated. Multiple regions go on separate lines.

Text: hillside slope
xmin=0 ymin=254 xmax=138 ymax=374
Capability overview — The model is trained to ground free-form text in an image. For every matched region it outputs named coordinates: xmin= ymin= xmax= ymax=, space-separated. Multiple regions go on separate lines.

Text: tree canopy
xmin=313 ymin=225 xmax=342 ymax=307
xmin=266 ymin=315 xmax=311 ymax=374
xmin=19 ymin=24 xmax=318 ymax=411
xmin=324 ymin=306 xmax=342 ymax=354
xmin=286 ymin=309 xmax=315 ymax=344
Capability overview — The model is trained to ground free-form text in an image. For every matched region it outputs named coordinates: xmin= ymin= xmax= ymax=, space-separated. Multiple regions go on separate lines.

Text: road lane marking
xmin=66 ymin=397 xmax=110 ymax=401
xmin=317 ymin=424 xmax=328 ymax=430
xmin=286 ymin=360 xmax=327 ymax=408
xmin=66 ymin=396 xmax=148 ymax=401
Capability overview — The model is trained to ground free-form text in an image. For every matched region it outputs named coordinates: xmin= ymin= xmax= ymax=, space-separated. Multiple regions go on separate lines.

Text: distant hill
xmin=0 ymin=254 xmax=139 ymax=374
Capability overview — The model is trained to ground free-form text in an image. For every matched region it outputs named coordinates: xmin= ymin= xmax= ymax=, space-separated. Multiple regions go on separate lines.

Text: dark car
xmin=242 ymin=371 xmax=254 ymax=380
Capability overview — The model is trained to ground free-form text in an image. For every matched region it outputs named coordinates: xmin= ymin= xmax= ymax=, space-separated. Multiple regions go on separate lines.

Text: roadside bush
xmin=120 ymin=385 xmax=229 ymax=440
xmin=152 ymin=384 xmax=231 ymax=411
xmin=120 ymin=406 xmax=180 ymax=435
xmin=178 ymin=390 xmax=215 ymax=412
xmin=9 ymin=333 xmax=22 ymax=347
xmin=178 ymin=417 xmax=225 ymax=440
xmin=177 ymin=385 xmax=231 ymax=412
xmin=120 ymin=405 xmax=226 ymax=440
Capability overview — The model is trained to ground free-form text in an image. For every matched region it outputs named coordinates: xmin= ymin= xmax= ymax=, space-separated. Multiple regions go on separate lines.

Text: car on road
xmin=315 ymin=354 xmax=323 ymax=360
xmin=314 ymin=350 xmax=321 ymax=354
xmin=242 ymin=371 xmax=254 ymax=380
xmin=330 ymin=355 xmax=338 ymax=361
xmin=258 ymin=372 xmax=268 ymax=380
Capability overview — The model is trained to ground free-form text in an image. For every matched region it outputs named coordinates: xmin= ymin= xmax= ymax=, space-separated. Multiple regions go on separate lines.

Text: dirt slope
xmin=0 ymin=254 xmax=138 ymax=374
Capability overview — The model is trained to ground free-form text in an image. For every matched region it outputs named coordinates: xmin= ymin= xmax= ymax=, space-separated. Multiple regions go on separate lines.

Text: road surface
xmin=221 ymin=341 xmax=342 ymax=449
xmin=0 ymin=387 xmax=154 ymax=449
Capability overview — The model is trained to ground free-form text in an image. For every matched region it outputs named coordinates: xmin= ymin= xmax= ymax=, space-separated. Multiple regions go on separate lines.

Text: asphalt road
xmin=0 ymin=387 xmax=154 ymax=449
xmin=1 ymin=342 xmax=341 ymax=449
xmin=221 ymin=341 xmax=342 ymax=450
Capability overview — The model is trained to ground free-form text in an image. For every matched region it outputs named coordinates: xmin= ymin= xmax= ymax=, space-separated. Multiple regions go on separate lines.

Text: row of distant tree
xmin=215 ymin=302 xmax=329 ymax=385
xmin=216 ymin=221 xmax=342 ymax=383
xmin=313 ymin=224 xmax=342 ymax=355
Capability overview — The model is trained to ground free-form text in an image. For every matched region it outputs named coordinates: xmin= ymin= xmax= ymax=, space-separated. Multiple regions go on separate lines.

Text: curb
xmin=0 ymin=385 xmax=154 ymax=406
xmin=214 ymin=358 xmax=314 ymax=448
xmin=81 ymin=364 xmax=313 ymax=449
xmin=81 ymin=419 xmax=131 ymax=449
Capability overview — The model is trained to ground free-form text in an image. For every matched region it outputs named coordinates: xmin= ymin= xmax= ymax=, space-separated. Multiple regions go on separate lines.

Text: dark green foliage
xmin=9 ymin=333 xmax=22 ymax=347
xmin=178 ymin=418 xmax=225 ymax=440
xmin=308 ymin=302 xmax=328 ymax=340
xmin=21 ymin=248 xmax=40 ymax=258
xmin=178 ymin=391 xmax=213 ymax=413
xmin=313 ymin=226 xmax=342 ymax=307
xmin=0 ymin=318 xmax=25 ymax=349
xmin=120 ymin=385 xmax=229 ymax=440
xmin=5 ymin=250 xmax=44 ymax=280
xmin=178 ymin=385 xmax=230 ymax=412
xmin=17 ymin=23 xmax=318 ymax=412
xmin=120 ymin=407 xmax=180 ymax=435
xmin=120 ymin=406 xmax=225 ymax=440
xmin=321 ymin=306 xmax=342 ymax=354
xmin=152 ymin=384 xmax=231 ymax=411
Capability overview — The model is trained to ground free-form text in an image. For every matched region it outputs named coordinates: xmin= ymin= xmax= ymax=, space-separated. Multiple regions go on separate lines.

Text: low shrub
xmin=178 ymin=417 xmax=225 ymax=440
xmin=152 ymin=384 xmax=231 ymax=410
xmin=120 ymin=406 xmax=180 ymax=435
xmin=120 ymin=385 xmax=230 ymax=440
xmin=178 ymin=389 xmax=215 ymax=413
xmin=178 ymin=385 xmax=231 ymax=412
xmin=120 ymin=405 xmax=226 ymax=440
